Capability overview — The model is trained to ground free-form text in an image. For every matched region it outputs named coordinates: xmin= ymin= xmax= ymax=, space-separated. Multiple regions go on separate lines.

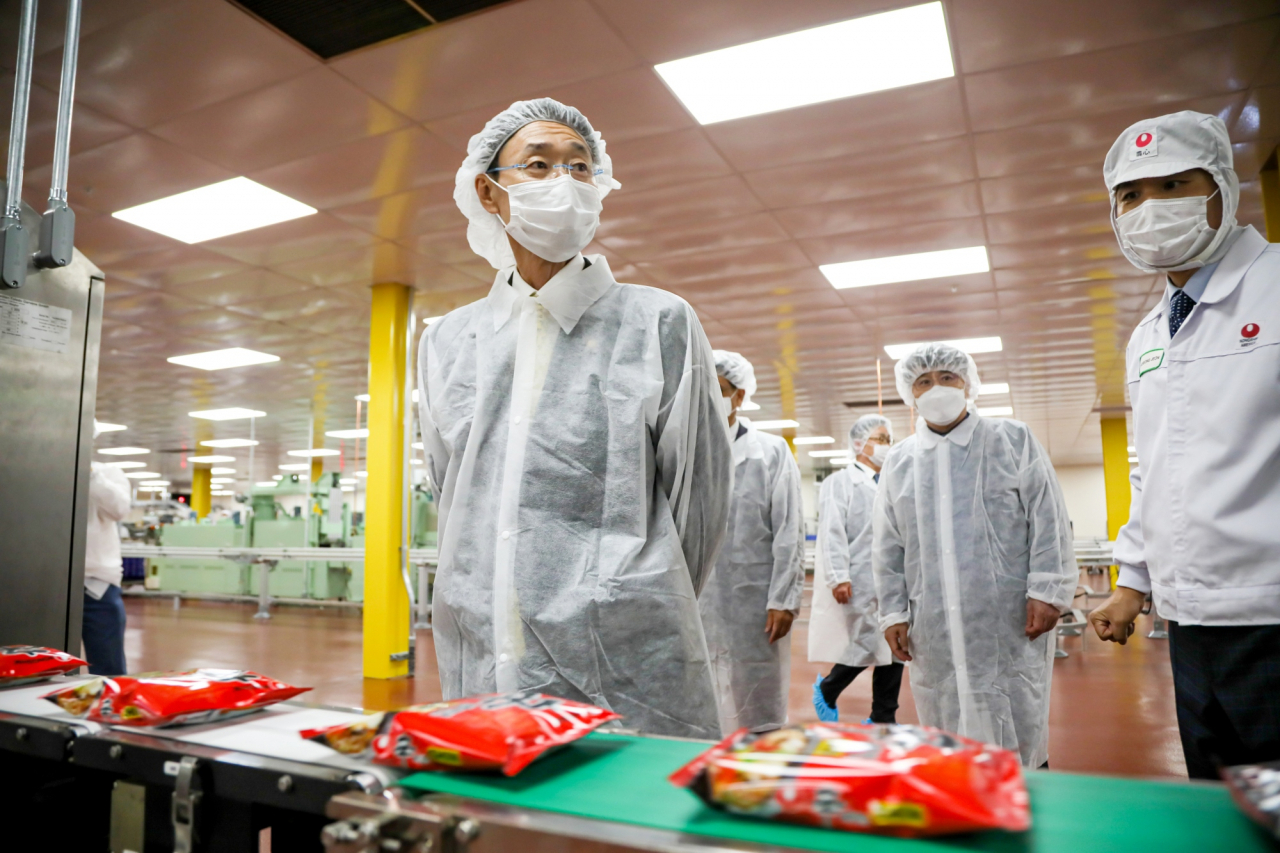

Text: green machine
xmin=152 ymin=517 xmax=249 ymax=594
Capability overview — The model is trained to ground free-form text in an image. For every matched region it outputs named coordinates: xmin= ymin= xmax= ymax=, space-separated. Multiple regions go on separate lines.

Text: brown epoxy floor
xmin=121 ymin=580 xmax=1186 ymax=780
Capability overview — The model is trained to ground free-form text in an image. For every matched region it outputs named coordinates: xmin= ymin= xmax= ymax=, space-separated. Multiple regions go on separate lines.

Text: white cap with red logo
xmin=1103 ymin=110 xmax=1240 ymax=271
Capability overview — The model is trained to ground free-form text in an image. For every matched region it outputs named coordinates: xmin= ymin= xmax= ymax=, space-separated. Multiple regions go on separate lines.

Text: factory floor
xmin=120 ymin=576 xmax=1185 ymax=780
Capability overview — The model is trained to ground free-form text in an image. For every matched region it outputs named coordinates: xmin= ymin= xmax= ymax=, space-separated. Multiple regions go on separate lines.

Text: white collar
xmin=915 ymin=409 xmax=979 ymax=449
xmin=731 ymin=417 xmax=764 ymax=465
xmin=486 ymin=254 xmax=615 ymax=334
xmin=852 ymin=460 xmax=878 ymax=479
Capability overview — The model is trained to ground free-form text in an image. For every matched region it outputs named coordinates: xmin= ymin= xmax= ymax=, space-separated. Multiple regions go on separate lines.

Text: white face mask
xmin=490 ymin=175 xmax=602 ymax=263
xmin=718 ymin=394 xmax=736 ymax=424
xmin=915 ymin=385 xmax=968 ymax=426
xmin=1115 ymin=191 xmax=1219 ymax=270
xmin=868 ymin=443 xmax=890 ymax=468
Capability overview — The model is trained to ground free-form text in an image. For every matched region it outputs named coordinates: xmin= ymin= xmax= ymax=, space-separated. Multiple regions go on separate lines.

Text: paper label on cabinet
xmin=0 ymin=293 xmax=72 ymax=354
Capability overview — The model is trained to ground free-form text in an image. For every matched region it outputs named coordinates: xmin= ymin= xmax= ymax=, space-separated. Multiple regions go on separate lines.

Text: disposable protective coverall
xmin=418 ymin=254 xmax=733 ymax=739
xmin=699 ymin=418 xmax=804 ymax=734
xmin=873 ymin=414 xmax=1075 ymax=767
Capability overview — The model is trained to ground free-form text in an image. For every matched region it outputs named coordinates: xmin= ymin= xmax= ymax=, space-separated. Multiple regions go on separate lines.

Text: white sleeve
xmin=766 ymin=446 xmax=804 ymax=613
xmin=872 ymin=470 xmax=910 ymax=630
xmin=1019 ymin=430 xmax=1077 ymax=610
xmin=417 ymin=328 xmax=449 ymax=504
xmin=817 ymin=475 xmax=852 ymax=587
xmin=90 ymin=467 xmax=133 ymax=522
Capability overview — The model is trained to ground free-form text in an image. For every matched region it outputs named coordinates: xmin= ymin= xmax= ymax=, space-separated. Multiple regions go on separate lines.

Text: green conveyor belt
xmin=399 ymin=732 xmax=1273 ymax=852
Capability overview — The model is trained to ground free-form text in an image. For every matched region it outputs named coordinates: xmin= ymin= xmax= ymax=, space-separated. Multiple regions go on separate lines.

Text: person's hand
xmin=1025 ymin=599 xmax=1061 ymax=640
xmin=765 ymin=610 xmax=794 ymax=644
xmin=1088 ymin=587 xmax=1147 ymax=645
xmin=885 ymin=623 xmax=911 ymax=662
xmin=832 ymin=582 xmax=853 ymax=605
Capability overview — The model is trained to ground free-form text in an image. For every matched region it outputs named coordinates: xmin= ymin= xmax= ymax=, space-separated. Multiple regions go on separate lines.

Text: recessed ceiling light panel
xmin=654 ymin=2 xmax=954 ymax=124
xmin=112 ymin=177 xmax=316 ymax=243
xmin=94 ymin=421 xmax=127 ymax=432
xmin=287 ymin=449 xmax=341 ymax=458
xmin=883 ymin=337 xmax=1003 ymax=360
xmin=326 ymin=429 xmax=369 ymax=439
xmin=979 ymin=383 xmax=1010 ymax=396
xmin=977 ymin=406 xmax=1013 ymax=417
xmin=97 ymin=447 xmax=149 ymax=456
xmin=188 ymin=454 xmax=236 ymax=463
xmin=752 ymin=419 xmax=800 ymax=430
xmin=793 ymin=436 xmax=835 ymax=446
xmin=169 ymin=348 xmax=279 ymax=371
xmin=199 ymin=438 xmax=259 ymax=448
xmin=821 ymin=246 xmax=989 ymax=290
xmin=188 ymin=407 xmax=268 ymax=421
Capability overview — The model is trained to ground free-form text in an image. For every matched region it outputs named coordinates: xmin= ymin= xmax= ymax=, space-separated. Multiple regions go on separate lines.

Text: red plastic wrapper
xmin=669 ymin=722 xmax=1030 ymax=837
xmin=0 ymin=645 xmax=86 ymax=687
xmin=302 ymin=691 xmax=620 ymax=776
xmin=42 ymin=669 xmax=310 ymax=727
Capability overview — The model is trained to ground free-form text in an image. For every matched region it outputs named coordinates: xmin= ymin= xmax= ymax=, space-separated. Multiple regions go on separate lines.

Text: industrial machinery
xmin=0 ymin=0 xmax=98 ymax=651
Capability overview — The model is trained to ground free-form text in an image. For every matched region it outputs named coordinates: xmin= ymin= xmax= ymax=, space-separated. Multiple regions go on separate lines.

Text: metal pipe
xmin=4 ymin=0 xmax=37 ymax=220
xmin=49 ymin=0 xmax=81 ymax=207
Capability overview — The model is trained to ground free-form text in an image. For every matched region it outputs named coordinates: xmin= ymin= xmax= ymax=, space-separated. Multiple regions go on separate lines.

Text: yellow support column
xmin=363 ymin=283 xmax=411 ymax=679
xmin=1100 ymin=416 xmax=1131 ymax=540
xmin=191 ymin=467 xmax=211 ymax=519
xmin=1261 ymin=146 xmax=1280 ymax=242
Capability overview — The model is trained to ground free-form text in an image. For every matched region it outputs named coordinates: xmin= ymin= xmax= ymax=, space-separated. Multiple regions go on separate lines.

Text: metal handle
xmin=35 ymin=0 xmax=82 ymax=270
xmin=2 ymin=0 xmax=38 ymax=288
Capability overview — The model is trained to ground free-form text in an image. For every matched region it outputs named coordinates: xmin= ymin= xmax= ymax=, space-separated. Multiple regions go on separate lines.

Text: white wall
xmin=1054 ymin=464 xmax=1108 ymax=540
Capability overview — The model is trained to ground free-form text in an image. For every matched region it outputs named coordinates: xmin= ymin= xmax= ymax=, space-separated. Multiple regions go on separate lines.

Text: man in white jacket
xmin=83 ymin=459 xmax=132 ymax=675
xmin=1088 ymin=111 xmax=1280 ymax=778
xmin=809 ymin=415 xmax=903 ymax=724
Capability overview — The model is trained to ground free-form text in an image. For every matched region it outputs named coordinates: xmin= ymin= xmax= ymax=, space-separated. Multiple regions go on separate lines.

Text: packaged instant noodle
xmin=43 ymin=669 xmax=309 ymax=727
xmin=0 ymin=646 xmax=87 ymax=687
xmin=1223 ymin=761 xmax=1280 ymax=840
xmin=302 ymin=691 xmax=620 ymax=776
xmin=670 ymin=722 xmax=1030 ymax=837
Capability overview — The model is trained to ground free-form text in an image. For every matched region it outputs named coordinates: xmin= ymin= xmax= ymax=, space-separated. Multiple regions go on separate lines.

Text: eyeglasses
xmin=865 ymin=435 xmax=892 ymax=445
xmin=487 ymin=162 xmax=603 ymax=183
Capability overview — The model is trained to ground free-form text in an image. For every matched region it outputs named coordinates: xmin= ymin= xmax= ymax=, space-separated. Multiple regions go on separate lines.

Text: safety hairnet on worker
xmin=873 ymin=343 xmax=1076 ymax=767
xmin=419 ymin=98 xmax=733 ymax=739
xmin=699 ymin=350 xmax=804 ymax=734
xmin=809 ymin=415 xmax=895 ymax=671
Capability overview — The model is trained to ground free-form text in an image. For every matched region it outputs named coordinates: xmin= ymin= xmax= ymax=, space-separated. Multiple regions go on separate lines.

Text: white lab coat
xmin=699 ymin=418 xmax=804 ymax=734
xmin=809 ymin=461 xmax=893 ymax=668
xmin=85 ymin=463 xmax=132 ymax=591
xmin=873 ymin=414 xmax=1076 ymax=768
xmin=418 ymin=254 xmax=734 ymax=739
xmin=1115 ymin=225 xmax=1280 ymax=625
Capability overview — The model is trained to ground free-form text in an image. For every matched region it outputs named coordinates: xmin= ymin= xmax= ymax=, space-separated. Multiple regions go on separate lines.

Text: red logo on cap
xmin=1242 ymin=323 xmax=1260 ymax=338
xmin=1135 ymin=132 xmax=1153 ymax=148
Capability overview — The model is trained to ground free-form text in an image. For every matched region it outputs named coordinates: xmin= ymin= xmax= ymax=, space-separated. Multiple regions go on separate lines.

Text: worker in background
xmin=1088 ymin=111 xmax=1280 ymax=778
xmin=699 ymin=350 xmax=804 ymax=734
xmin=418 ymin=99 xmax=733 ymax=739
xmin=874 ymin=344 xmax=1075 ymax=768
xmin=83 ymin=444 xmax=133 ymax=675
xmin=809 ymin=415 xmax=903 ymax=724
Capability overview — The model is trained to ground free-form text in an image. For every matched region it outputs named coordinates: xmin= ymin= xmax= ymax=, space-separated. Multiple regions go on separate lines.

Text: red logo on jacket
xmin=1242 ymin=323 xmax=1260 ymax=339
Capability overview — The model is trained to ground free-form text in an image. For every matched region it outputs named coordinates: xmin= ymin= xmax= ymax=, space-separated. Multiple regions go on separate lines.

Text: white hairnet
xmin=712 ymin=350 xmax=757 ymax=403
xmin=894 ymin=343 xmax=981 ymax=405
xmin=454 ymin=98 xmax=620 ymax=270
xmin=848 ymin=413 xmax=892 ymax=457
xmin=1103 ymin=110 xmax=1240 ymax=273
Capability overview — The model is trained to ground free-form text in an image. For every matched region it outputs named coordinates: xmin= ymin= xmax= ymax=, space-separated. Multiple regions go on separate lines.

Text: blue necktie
xmin=1169 ymin=288 xmax=1196 ymax=338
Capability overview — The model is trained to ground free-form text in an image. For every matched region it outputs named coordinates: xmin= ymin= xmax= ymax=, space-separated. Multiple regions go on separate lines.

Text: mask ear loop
xmin=484 ymin=173 xmax=512 ymax=228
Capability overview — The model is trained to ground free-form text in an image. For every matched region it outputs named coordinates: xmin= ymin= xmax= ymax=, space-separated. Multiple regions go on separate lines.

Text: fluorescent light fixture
xmin=808 ymin=449 xmax=849 ymax=458
xmin=272 ymin=474 xmax=284 ymax=480
xmin=189 ymin=454 xmax=236 ymax=463
xmin=137 ymin=485 xmax=166 ymax=491
xmin=189 ymin=407 xmax=267 ymax=421
xmin=978 ymin=406 xmax=1013 ymax=417
xmin=98 ymin=446 xmax=149 ymax=456
xmin=355 ymin=471 xmax=368 ymax=478
xmin=326 ymin=428 xmax=368 ymax=439
xmin=210 ymin=467 xmax=236 ymax=475
xmin=884 ymin=337 xmax=1003 ymax=360
xmin=424 ymin=316 xmax=443 ymax=325
xmin=739 ymin=401 xmax=761 ymax=411
xmin=94 ymin=421 xmax=127 ymax=432
xmin=211 ymin=490 xmax=236 ymax=496
xmin=654 ymin=2 xmax=953 ymax=125
xmin=411 ymin=459 xmax=423 ymax=465
xmin=1127 ymin=446 xmax=1136 ymax=453
xmin=339 ymin=478 xmax=357 ymax=485
xmin=102 ymin=460 xmax=147 ymax=469
xmin=355 ymin=394 xmax=371 ymax=402
xmin=822 ymin=246 xmax=988 ymax=290
xmin=341 ymin=486 xmax=355 ymax=492
xmin=287 ymin=448 xmax=340 ymax=458
xmin=413 ymin=388 xmax=420 ymax=403
xmin=255 ymin=481 xmax=278 ymax=487
xmin=411 ymin=442 xmax=424 ymax=450
xmin=980 ymin=383 xmax=1010 ymax=396
xmin=752 ymin=419 xmax=800 ymax=430
xmin=199 ymin=438 xmax=258 ymax=448
xmin=210 ymin=477 xmax=235 ymax=484
xmin=830 ymin=457 xmax=854 ymax=466
xmin=169 ymin=348 xmax=280 ymax=371
xmin=125 ymin=471 xmax=162 ymax=479
xmin=279 ymin=463 xmax=311 ymax=471
xmin=794 ymin=436 xmax=835 ymax=446
xmin=139 ymin=480 xmax=170 ymax=487
xmin=112 ymin=177 xmax=316 ymax=243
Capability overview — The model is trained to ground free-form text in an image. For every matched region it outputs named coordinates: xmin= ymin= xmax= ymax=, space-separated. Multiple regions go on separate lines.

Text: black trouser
xmin=819 ymin=662 xmax=903 ymax=723
xmin=1167 ymin=621 xmax=1280 ymax=779
xmin=82 ymin=586 xmax=127 ymax=676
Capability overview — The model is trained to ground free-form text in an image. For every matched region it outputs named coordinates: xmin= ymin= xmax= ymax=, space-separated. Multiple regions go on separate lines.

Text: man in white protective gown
xmin=698 ymin=350 xmax=804 ymax=734
xmin=417 ymin=98 xmax=734 ymax=739
xmin=873 ymin=343 xmax=1076 ymax=768
xmin=809 ymin=415 xmax=903 ymax=725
